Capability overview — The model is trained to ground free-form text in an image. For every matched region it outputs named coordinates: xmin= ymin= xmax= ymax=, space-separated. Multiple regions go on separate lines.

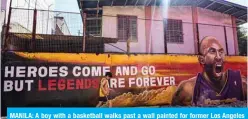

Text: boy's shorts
xmin=99 ymin=96 xmax=113 ymax=102
xmin=98 ymin=96 xmax=108 ymax=102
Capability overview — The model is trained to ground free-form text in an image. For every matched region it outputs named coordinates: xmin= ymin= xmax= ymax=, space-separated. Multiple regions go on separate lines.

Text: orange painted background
xmin=1 ymin=51 xmax=247 ymax=108
xmin=14 ymin=52 xmax=247 ymax=87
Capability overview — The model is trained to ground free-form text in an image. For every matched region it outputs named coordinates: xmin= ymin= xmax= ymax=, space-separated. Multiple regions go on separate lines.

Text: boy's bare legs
xmin=108 ymin=100 xmax=112 ymax=107
xmin=96 ymin=101 xmax=103 ymax=107
xmin=105 ymin=96 xmax=112 ymax=108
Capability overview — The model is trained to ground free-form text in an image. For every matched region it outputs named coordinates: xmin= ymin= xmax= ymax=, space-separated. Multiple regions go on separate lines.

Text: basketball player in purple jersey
xmin=171 ymin=36 xmax=247 ymax=106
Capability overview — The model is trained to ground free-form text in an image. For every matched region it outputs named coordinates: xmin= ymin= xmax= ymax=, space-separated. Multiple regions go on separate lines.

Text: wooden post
xmin=4 ymin=0 xmax=12 ymax=50
xmin=223 ymin=26 xmax=229 ymax=55
xmin=231 ymin=16 xmax=239 ymax=55
xmin=192 ymin=6 xmax=199 ymax=54
xmin=127 ymin=17 xmax=130 ymax=54
xmin=31 ymin=9 xmax=37 ymax=52
xmin=127 ymin=38 xmax=130 ymax=54
xmin=163 ymin=20 xmax=167 ymax=54
xmin=83 ymin=13 xmax=86 ymax=52
xmin=145 ymin=6 xmax=152 ymax=53
xmin=196 ymin=23 xmax=200 ymax=55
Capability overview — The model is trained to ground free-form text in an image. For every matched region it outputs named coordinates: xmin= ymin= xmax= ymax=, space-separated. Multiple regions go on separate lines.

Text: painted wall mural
xmin=1 ymin=36 xmax=247 ymax=116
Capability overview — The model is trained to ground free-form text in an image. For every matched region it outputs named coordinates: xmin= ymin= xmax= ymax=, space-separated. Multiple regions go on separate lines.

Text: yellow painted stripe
xmin=15 ymin=52 xmax=110 ymax=65
xmin=14 ymin=52 xmax=247 ymax=64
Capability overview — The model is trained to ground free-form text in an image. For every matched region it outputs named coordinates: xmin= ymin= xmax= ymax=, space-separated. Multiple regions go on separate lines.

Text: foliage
xmin=237 ymin=26 xmax=247 ymax=56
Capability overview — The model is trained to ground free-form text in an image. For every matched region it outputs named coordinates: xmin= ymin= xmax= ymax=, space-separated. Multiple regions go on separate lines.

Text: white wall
xmin=102 ymin=6 xmax=235 ymax=54
xmin=102 ymin=6 xmax=195 ymax=54
xmin=225 ymin=27 xmax=235 ymax=55
xmin=102 ymin=6 xmax=146 ymax=53
xmin=54 ymin=17 xmax=71 ymax=35
xmin=197 ymin=7 xmax=235 ymax=55
xmin=151 ymin=6 xmax=195 ymax=54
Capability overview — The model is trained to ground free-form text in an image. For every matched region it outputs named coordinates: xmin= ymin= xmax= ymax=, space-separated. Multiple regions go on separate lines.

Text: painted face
xmin=200 ymin=37 xmax=225 ymax=80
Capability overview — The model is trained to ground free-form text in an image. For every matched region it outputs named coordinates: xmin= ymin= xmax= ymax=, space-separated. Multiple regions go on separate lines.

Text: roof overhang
xmin=78 ymin=0 xmax=247 ymax=25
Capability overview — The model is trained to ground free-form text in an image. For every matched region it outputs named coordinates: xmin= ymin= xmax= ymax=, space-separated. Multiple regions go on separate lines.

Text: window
xmin=85 ymin=14 xmax=103 ymax=53
xmin=117 ymin=15 xmax=137 ymax=41
xmin=86 ymin=15 xmax=102 ymax=36
xmin=164 ymin=19 xmax=183 ymax=43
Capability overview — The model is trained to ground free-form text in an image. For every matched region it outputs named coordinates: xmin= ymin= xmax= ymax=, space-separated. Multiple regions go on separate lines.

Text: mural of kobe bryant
xmin=171 ymin=36 xmax=247 ymax=106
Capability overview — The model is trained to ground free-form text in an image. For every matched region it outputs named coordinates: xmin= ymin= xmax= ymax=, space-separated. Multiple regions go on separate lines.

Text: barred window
xmin=85 ymin=15 xmax=103 ymax=53
xmin=118 ymin=15 xmax=137 ymax=41
xmin=86 ymin=18 xmax=102 ymax=36
xmin=164 ymin=19 xmax=183 ymax=43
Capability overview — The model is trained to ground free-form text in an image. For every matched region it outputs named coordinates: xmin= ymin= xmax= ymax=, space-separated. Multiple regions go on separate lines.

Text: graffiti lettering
xmin=3 ymin=80 xmax=34 ymax=92
xmin=4 ymin=66 xmax=68 ymax=78
xmin=129 ymin=76 xmax=175 ymax=87
xmin=141 ymin=66 xmax=155 ymax=75
xmin=115 ymin=66 xmax=138 ymax=76
xmin=38 ymin=79 xmax=99 ymax=91
xmin=72 ymin=66 xmax=110 ymax=77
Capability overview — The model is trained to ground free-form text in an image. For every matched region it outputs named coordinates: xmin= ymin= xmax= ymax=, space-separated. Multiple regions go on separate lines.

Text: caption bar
xmin=7 ymin=108 xmax=248 ymax=119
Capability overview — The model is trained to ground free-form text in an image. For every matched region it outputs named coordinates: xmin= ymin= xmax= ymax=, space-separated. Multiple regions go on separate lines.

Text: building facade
xmin=78 ymin=0 xmax=247 ymax=55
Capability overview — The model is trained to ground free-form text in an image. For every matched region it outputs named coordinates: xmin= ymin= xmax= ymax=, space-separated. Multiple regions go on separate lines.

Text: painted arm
xmin=100 ymin=79 xmax=108 ymax=95
xmin=241 ymin=76 xmax=247 ymax=100
xmin=104 ymin=80 xmax=110 ymax=95
xmin=171 ymin=79 xmax=195 ymax=106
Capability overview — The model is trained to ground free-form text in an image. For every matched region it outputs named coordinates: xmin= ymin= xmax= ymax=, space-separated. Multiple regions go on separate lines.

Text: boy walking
xmin=96 ymin=72 xmax=113 ymax=107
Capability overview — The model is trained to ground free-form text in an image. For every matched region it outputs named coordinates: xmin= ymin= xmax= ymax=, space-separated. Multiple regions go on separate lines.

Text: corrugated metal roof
xmin=11 ymin=33 xmax=118 ymax=43
xmin=78 ymin=0 xmax=247 ymax=25
xmin=13 ymin=33 xmax=44 ymax=40
xmin=7 ymin=33 xmax=118 ymax=52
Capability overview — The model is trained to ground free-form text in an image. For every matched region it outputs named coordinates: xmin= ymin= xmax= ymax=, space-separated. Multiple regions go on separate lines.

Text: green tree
xmin=237 ymin=26 xmax=247 ymax=56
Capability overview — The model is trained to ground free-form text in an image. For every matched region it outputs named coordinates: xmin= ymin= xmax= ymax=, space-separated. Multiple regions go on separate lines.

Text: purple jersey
xmin=192 ymin=69 xmax=244 ymax=106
